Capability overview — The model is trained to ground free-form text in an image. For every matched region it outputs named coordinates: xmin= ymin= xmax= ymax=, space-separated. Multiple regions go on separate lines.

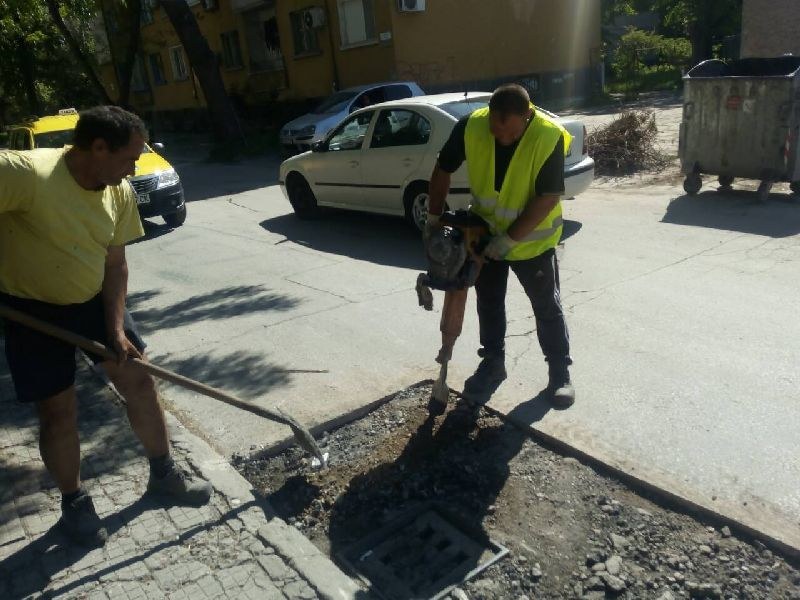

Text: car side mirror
xmin=152 ymin=142 xmax=165 ymax=151
xmin=312 ymin=141 xmax=328 ymax=152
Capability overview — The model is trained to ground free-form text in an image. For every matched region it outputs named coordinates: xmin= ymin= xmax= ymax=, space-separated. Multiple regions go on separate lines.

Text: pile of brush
xmin=587 ymin=110 xmax=668 ymax=175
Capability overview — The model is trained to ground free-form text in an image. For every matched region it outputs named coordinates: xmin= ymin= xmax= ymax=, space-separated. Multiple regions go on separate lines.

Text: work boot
xmin=148 ymin=464 xmax=213 ymax=507
xmin=548 ymin=363 xmax=575 ymax=408
xmin=59 ymin=490 xmax=108 ymax=547
xmin=463 ymin=353 xmax=507 ymax=397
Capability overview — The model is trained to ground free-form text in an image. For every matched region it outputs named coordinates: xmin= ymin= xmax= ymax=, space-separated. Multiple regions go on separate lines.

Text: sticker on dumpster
xmin=726 ymin=95 xmax=742 ymax=110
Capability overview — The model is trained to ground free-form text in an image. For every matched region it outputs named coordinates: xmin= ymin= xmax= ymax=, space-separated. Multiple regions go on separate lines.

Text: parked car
xmin=6 ymin=108 xmax=187 ymax=227
xmin=279 ymin=92 xmax=595 ymax=231
xmin=279 ymin=82 xmax=425 ymax=155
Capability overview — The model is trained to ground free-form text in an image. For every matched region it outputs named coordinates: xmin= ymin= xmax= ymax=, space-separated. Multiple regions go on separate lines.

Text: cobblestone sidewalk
xmin=0 ymin=356 xmax=364 ymax=600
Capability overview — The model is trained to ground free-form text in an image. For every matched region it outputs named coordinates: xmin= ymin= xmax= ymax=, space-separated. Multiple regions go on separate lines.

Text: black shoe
xmin=59 ymin=491 xmax=108 ymax=547
xmin=148 ymin=465 xmax=213 ymax=506
xmin=463 ymin=354 xmax=507 ymax=396
xmin=548 ymin=363 xmax=575 ymax=408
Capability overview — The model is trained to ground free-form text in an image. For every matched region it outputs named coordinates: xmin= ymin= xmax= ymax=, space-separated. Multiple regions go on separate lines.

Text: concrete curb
xmin=163 ymin=410 xmax=365 ymax=599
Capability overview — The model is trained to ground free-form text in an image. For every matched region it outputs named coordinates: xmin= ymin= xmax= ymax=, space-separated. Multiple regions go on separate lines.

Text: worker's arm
xmin=427 ymin=163 xmax=452 ymax=217
xmin=102 ymin=245 xmax=141 ymax=363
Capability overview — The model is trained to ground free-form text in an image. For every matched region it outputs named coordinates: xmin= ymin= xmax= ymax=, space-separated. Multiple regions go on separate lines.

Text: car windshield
xmin=33 ymin=130 xmax=74 ymax=148
xmin=313 ymin=91 xmax=358 ymax=114
xmin=439 ymin=99 xmax=490 ymax=120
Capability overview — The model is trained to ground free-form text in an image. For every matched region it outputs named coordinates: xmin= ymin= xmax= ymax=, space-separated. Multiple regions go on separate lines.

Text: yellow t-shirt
xmin=0 ymin=148 xmax=145 ymax=305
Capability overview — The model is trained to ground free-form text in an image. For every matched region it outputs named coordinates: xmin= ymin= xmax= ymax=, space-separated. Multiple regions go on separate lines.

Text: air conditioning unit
xmin=303 ymin=6 xmax=326 ymax=29
xmin=398 ymin=0 xmax=425 ymax=12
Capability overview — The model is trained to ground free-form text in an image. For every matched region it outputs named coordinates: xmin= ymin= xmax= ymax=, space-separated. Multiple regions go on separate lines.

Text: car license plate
xmin=136 ymin=193 xmax=150 ymax=205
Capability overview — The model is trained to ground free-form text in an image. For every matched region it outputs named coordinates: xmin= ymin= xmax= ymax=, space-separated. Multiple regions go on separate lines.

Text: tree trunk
xmin=117 ymin=0 xmax=143 ymax=108
xmin=44 ymin=0 xmax=113 ymax=104
xmin=160 ymin=0 xmax=243 ymax=144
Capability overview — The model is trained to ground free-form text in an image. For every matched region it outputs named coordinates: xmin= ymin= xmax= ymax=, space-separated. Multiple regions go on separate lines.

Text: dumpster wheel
xmin=757 ymin=180 xmax=773 ymax=203
xmin=718 ymin=175 xmax=734 ymax=190
xmin=683 ymin=173 xmax=702 ymax=195
xmin=791 ymin=181 xmax=800 ymax=195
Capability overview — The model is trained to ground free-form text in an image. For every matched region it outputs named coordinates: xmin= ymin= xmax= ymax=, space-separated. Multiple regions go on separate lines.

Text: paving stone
xmin=167 ymin=505 xmax=212 ymax=530
xmin=14 ymin=492 xmax=53 ymax=516
xmin=21 ymin=510 xmax=59 ymax=536
xmin=70 ymin=546 xmax=109 ymax=573
xmin=152 ymin=559 xmax=211 ymax=591
xmin=0 ymin=511 xmax=26 ymax=546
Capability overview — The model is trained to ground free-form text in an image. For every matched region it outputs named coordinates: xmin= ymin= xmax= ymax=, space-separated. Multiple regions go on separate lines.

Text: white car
xmin=279 ymin=92 xmax=595 ymax=231
xmin=279 ymin=81 xmax=425 ymax=155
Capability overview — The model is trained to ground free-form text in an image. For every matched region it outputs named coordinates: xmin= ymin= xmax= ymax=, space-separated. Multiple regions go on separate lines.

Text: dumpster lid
xmin=686 ymin=56 xmax=800 ymax=78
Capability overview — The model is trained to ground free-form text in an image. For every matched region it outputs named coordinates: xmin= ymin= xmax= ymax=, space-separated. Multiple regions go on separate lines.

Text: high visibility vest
xmin=465 ymin=106 xmax=571 ymax=261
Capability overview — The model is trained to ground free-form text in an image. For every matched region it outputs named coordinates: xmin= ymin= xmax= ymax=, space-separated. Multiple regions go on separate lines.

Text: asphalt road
xmin=126 ymin=154 xmax=800 ymax=553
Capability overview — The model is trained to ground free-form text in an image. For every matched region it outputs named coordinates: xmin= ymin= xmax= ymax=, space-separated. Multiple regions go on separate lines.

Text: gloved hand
xmin=424 ymin=213 xmax=442 ymax=240
xmin=483 ymin=233 xmax=518 ymax=260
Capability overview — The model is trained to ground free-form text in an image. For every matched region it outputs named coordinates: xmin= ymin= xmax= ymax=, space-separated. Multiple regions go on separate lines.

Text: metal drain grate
xmin=338 ymin=504 xmax=508 ymax=600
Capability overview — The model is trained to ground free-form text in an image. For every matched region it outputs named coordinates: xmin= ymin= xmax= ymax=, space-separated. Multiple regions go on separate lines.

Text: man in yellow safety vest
xmin=426 ymin=84 xmax=575 ymax=408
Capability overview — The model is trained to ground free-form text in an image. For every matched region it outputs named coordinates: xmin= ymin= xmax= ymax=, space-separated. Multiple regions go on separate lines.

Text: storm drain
xmin=338 ymin=504 xmax=508 ymax=600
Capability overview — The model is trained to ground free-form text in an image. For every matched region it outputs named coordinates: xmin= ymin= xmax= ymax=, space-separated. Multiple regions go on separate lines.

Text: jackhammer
xmin=415 ymin=210 xmax=489 ymax=414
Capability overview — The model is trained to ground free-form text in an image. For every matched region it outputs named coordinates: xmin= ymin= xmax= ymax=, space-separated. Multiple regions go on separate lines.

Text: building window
xmin=243 ymin=7 xmax=284 ymax=72
xmin=141 ymin=5 xmax=153 ymax=25
xmin=220 ymin=31 xmax=244 ymax=68
xmin=338 ymin=0 xmax=376 ymax=48
xmin=169 ymin=45 xmax=189 ymax=81
xmin=131 ymin=55 xmax=149 ymax=92
xmin=149 ymin=52 xmax=167 ymax=85
xmin=289 ymin=9 xmax=321 ymax=57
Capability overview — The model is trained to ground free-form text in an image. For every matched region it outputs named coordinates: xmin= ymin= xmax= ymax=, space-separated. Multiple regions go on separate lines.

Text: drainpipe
xmin=322 ymin=0 xmax=340 ymax=91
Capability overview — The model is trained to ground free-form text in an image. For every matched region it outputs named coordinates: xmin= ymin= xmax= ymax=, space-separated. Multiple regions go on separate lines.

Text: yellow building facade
xmin=99 ymin=0 xmax=600 ymax=121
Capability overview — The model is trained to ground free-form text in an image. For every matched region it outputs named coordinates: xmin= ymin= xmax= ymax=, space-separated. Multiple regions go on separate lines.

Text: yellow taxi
xmin=6 ymin=108 xmax=186 ymax=227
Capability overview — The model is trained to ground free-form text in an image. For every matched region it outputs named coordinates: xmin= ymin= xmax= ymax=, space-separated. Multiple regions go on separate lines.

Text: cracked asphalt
xmin=126 ymin=111 xmax=800 ymax=556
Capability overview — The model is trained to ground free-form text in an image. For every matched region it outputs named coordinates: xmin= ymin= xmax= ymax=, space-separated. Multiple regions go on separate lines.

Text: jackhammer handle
xmin=0 ymin=303 xmax=321 ymax=454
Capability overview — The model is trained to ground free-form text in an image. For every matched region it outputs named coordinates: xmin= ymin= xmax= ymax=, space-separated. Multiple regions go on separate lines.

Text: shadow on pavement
xmin=562 ymin=219 xmax=582 ymax=242
xmin=129 ymin=220 xmax=175 ymax=245
xmin=260 ymin=211 xmax=426 ymax=270
xmin=128 ymin=285 xmax=300 ymax=336
xmin=176 ymin=157 xmax=280 ymax=203
xmin=155 ymin=350 xmax=293 ymax=401
xmin=662 ymin=191 xmax=800 ymax=238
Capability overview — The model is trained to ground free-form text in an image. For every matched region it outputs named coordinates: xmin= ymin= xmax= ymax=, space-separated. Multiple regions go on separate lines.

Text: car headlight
xmin=156 ymin=168 xmax=180 ymax=189
xmin=299 ymin=125 xmax=316 ymax=136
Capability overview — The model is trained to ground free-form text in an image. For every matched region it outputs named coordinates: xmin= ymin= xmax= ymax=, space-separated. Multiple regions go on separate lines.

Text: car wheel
xmin=404 ymin=182 xmax=430 ymax=232
xmin=164 ymin=204 xmax=187 ymax=227
xmin=287 ymin=175 xmax=320 ymax=219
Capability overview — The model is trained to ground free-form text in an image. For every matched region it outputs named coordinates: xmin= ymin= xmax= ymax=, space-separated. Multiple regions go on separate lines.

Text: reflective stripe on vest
xmin=465 ymin=106 xmax=572 ymax=261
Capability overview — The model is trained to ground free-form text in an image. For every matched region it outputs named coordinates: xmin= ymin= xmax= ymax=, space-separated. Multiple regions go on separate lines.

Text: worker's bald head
xmin=488 ymin=84 xmax=533 ymax=146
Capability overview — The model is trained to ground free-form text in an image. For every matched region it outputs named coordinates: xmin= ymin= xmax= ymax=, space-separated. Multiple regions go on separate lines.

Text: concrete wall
xmin=389 ymin=0 xmax=602 ymax=102
xmin=741 ymin=0 xmax=800 ymax=58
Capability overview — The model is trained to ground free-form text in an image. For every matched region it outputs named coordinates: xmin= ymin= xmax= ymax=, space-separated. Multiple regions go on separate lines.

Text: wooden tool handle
xmin=0 ymin=303 xmax=293 ymax=427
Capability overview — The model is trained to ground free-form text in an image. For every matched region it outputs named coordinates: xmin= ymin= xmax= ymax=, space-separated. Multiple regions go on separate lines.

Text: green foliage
xmin=0 ymin=0 xmax=103 ymax=126
xmin=613 ymin=27 xmax=691 ymax=79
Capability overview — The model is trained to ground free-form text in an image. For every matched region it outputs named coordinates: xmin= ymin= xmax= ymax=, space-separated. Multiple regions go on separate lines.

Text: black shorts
xmin=0 ymin=293 xmax=146 ymax=403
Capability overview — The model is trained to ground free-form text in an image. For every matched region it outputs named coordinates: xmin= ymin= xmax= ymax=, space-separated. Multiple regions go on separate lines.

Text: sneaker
xmin=463 ymin=354 xmax=507 ymax=396
xmin=59 ymin=492 xmax=108 ymax=547
xmin=548 ymin=363 xmax=575 ymax=408
xmin=147 ymin=466 xmax=213 ymax=506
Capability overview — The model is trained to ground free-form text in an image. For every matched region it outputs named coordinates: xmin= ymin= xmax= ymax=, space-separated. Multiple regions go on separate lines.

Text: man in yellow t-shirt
xmin=0 ymin=106 xmax=210 ymax=547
